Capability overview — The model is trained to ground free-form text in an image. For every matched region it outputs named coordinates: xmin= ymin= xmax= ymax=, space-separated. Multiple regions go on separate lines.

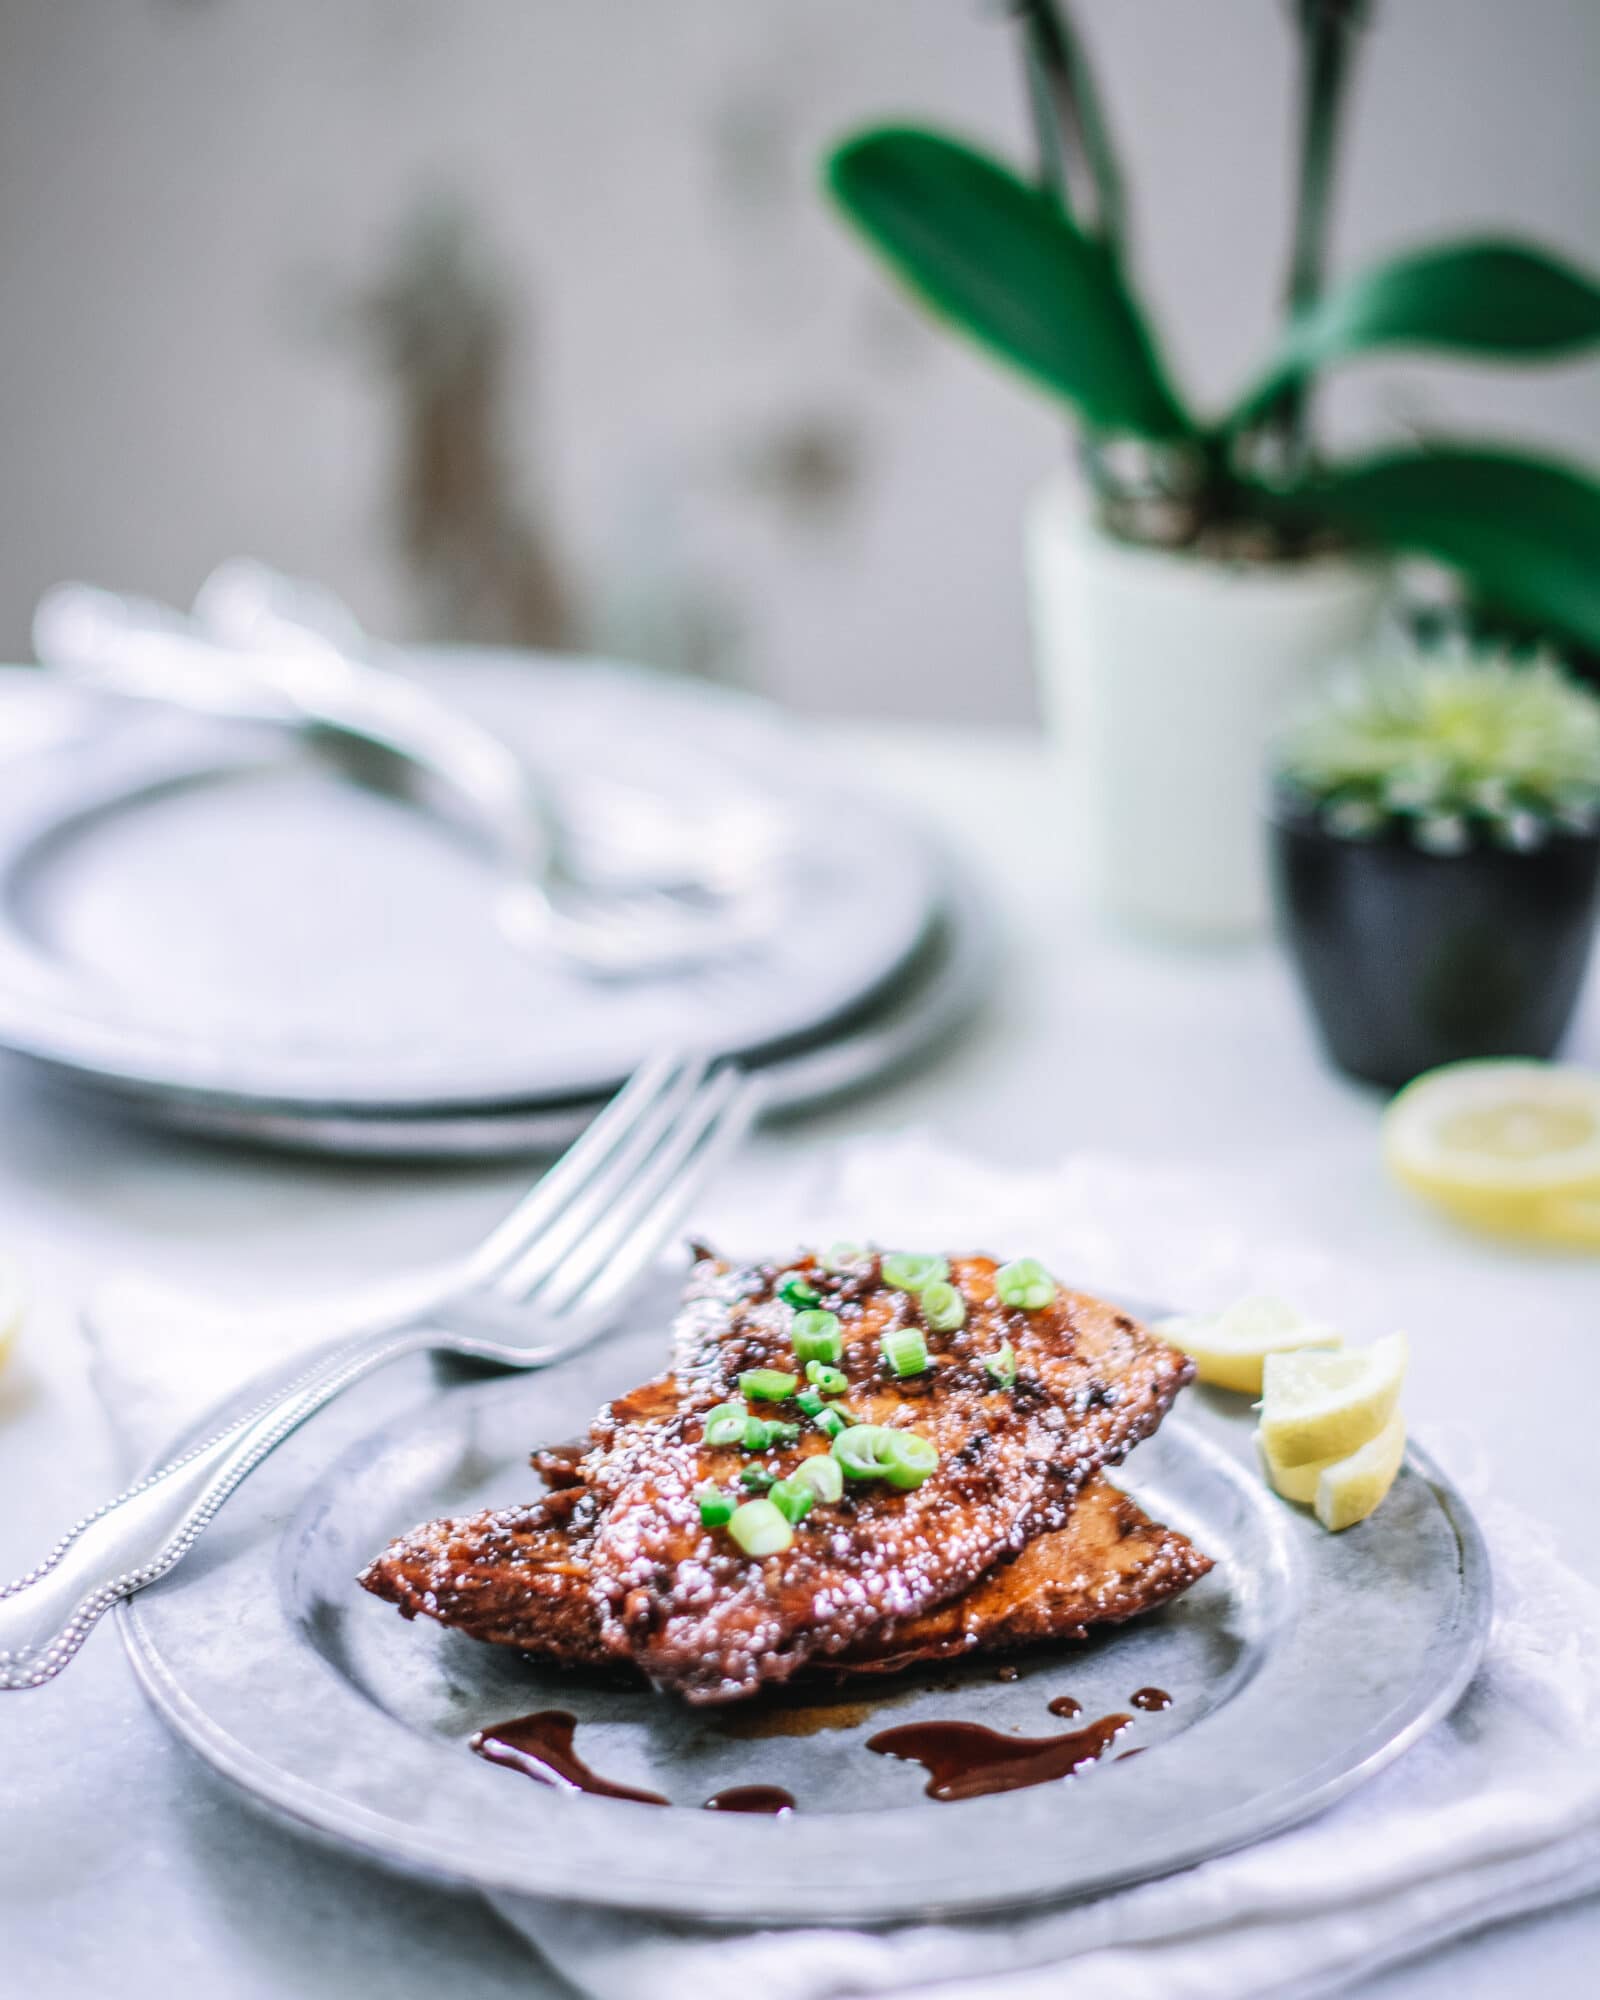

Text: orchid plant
xmin=823 ymin=1 xmax=1600 ymax=657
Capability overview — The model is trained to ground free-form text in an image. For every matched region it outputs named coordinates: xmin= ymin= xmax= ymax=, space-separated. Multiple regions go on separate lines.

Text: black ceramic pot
xmin=1270 ymin=801 xmax=1600 ymax=1091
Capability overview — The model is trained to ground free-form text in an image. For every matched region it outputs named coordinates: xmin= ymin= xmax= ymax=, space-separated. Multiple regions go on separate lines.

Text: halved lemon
xmin=1156 ymin=1295 xmax=1341 ymax=1395
xmin=0 ymin=1255 xmax=23 ymax=1373
xmin=1383 ymin=1061 xmax=1600 ymax=1250
xmin=1259 ymin=1333 xmax=1408 ymax=1469
xmin=1258 ymin=1406 xmax=1406 ymax=1508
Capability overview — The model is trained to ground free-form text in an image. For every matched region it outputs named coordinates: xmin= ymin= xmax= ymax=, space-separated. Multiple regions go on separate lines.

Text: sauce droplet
xmin=867 ymin=1714 xmax=1130 ymax=1802
xmin=1047 ymin=1694 xmax=1083 ymax=1720
xmin=470 ymin=1711 xmax=668 ymax=1806
xmin=995 ymin=1663 xmax=1021 ymax=1682
xmin=1130 ymin=1687 xmax=1172 ymax=1712
xmin=704 ymin=1784 xmax=797 ymax=1815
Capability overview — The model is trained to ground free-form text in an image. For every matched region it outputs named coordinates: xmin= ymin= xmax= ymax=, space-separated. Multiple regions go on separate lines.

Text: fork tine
xmin=461 ymin=1049 xmax=698 ymax=1288
xmin=533 ymin=1066 xmax=763 ymax=1320
xmin=490 ymin=1052 xmax=714 ymax=1301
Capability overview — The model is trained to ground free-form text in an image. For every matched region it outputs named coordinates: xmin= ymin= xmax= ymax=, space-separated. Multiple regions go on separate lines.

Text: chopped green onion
xmin=881 ymin=1252 xmax=949 ymax=1293
xmin=812 ymin=1404 xmax=850 ymax=1440
xmin=792 ymin=1453 xmax=845 ymax=1504
xmin=994 ymin=1257 xmax=1057 ymax=1311
xmin=984 ymin=1338 xmax=1018 ymax=1389
xmin=880 ymin=1326 xmax=931 ymax=1378
xmin=740 ymin=1464 xmax=776 ymax=1492
xmin=805 ymin=1359 xmax=849 ymax=1396
xmin=703 ymin=1401 xmax=748 ymax=1447
xmin=880 ymin=1429 xmax=939 ymax=1490
xmin=696 ymin=1485 xmax=735 ymax=1527
xmin=778 ymin=1273 xmax=822 ymax=1310
xmin=830 ymin=1422 xmax=939 ymax=1488
xmin=768 ymin=1476 xmax=815 ymax=1525
xmin=741 ymin=1415 xmax=800 ymax=1451
xmin=919 ymin=1279 xmax=967 ymax=1333
xmin=728 ymin=1497 xmax=793 ymax=1556
xmin=791 ymin=1309 xmax=843 ymax=1365
xmin=795 ymin=1387 xmax=826 ymax=1417
xmin=820 ymin=1240 xmax=868 ymax=1273
xmin=739 ymin=1368 xmax=798 ymax=1402
xmin=831 ymin=1423 xmax=895 ymax=1480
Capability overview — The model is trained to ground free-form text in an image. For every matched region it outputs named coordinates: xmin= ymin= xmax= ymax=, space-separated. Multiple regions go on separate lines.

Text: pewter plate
xmin=0 ymin=652 xmax=942 ymax=1112
xmin=28 ymin=844 xmax=993 ymax=1158
xmin=120 ymin=1282 xmax=1490 ymax=1924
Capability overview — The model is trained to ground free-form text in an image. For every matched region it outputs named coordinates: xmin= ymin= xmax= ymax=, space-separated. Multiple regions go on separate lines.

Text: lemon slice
xmin=1259 ymin=1333 xmax=1408 ymax=1469
xmin=1383 ymin=1060 xmax=1600 ymax=1249
xmin=1256 ymin=1402 xmax=1400 ymax=1499
xmin=0 ymin=1255 xmax=23 ymax=1373
xmin=1156 ymin=1295 xmax=1341 ymax=1394
xmin=1313 ymin=1411 xmax=1408 ymax=1532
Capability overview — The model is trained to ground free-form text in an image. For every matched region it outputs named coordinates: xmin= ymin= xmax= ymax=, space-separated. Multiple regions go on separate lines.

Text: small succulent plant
xmin=1275 ymin=646 xmax=1600 ymax=854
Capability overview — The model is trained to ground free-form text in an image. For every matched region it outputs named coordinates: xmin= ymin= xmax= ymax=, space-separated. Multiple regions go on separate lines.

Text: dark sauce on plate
xmin=1046 ymin=1694 xmax=1083 ymax=1720
xmin=704 ymin=1785 xmax=797 ymax=1815
xmin=866 ymin=1713 xmax=1131 ymax=1801
xmin=1130 ymin=1686 xmax=1172 ymax=1712
xmin=469 ymin=1711 xmax=667 ymax=1806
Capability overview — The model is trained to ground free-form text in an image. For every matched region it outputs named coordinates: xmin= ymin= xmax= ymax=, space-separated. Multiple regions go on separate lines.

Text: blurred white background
xmin=2 ymin=0 xmax=1597 ymax=719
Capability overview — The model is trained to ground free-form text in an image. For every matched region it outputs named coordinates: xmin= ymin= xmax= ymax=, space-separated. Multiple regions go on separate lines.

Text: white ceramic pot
xmin=1026 ymin=478 xmax=1388 ymax=938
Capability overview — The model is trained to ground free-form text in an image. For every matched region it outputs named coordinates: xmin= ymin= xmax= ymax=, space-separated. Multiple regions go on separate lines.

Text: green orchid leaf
xmin=1306 ymin=448 xmax=1600 ymax=652
xmin=1231 ymin=239 xmax=1600 ymax=430
xmin=825 ymin=125 xmax=1192 ymax=441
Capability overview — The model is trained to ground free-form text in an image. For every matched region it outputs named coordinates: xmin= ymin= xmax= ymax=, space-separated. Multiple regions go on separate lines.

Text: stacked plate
xmin=0 ymin=652 xmax=989 ymax=1155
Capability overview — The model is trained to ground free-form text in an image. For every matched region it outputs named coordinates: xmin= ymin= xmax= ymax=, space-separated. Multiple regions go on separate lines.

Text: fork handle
xmin=0 ymin=1323 xmax=435 ymax=1690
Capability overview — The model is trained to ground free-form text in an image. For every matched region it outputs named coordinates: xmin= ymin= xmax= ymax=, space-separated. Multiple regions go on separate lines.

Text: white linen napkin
xmin=84 ymin=1134 xmax=1600 ymax=2000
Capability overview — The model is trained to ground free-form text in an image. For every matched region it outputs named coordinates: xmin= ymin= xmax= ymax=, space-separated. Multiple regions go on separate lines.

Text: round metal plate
xmin=36 ymin=850 xmax=991 ymax=1157
xmin=120 ymin=1285 xmax=1490 ymax=1924
xmin=0 ymin=652 xmax=943 ymax=1112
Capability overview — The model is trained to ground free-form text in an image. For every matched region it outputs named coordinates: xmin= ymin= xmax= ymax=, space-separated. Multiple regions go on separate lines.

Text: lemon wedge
xmin=1383 ymin=1060 xmax=1600 ymax=1249
xmin=1312 ymin=1411 xmax=1408 ymax=1532
xmin=1156 ymin=1295 xmax=1341 ymax=1394
xmin=0 ymin=1255 xmax=23 ymax=1373
xmin=1258 ymin=1333 xmax=1408 ymax=1469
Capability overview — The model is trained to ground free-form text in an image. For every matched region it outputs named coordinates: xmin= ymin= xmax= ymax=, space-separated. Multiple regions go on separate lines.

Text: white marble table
xmin=3 ymin=722 xmax=1597 ymax=1997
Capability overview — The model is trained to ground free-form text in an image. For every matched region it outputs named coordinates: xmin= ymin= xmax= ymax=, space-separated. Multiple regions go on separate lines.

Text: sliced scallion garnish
xmin=696 ymin=1485 xmax=735 ymax=1527
xmin=739 ymin=1367 xmax=798 ymax=1402
xmin=984 ymin=1338 xmax=1018 ymax=1389
xmin=791 ymin=1309 xmax=843 ymax=1366
xmin=728 ymin=1497 xmax=793 ymax=1555
xmin=880 ymin=1429 xmax=939 ymax=1490
xmin=831 ymin=1423 xmax=894 ymax=1480
xmin=812 ymin=1404 xmax=850 ymax=1440
xmin=994 ymin=1258 xmax=1057 ymax=1311
xmin=792 ymin=1453 xmax=845 ymax=1504
xmin=804 ymin=1359 xmax=849 ymax=1396
xmin=768 ymin=1476 xmax=815 ymax=1525
xmin=795 ymin=1387 xmax=826 ymax=1417
xmin=741 ymin=1415 xmax=799 ymax=1451
xmin=881 ymin=1252 xmax=949 ymax=1294
xmin=703 ymin=1401 xmax=748 ymax=1447
xmin=820 ymin=1240 xmax=868 ymax=1273
xmin=880 ymin=1326 xmax=931 ymax=1378
xmin=830 ymin=1422 xmax=939 ymax=1488
xmin=778 ymin=1273 xmax=822 ymax=1310
xmin=919 ymin=1279 xmax=967 ymax=1333
xmin=740 ymin=1464 xmax=776 ymax=1492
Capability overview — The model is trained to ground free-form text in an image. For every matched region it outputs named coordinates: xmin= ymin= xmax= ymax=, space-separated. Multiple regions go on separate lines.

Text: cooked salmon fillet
xmin=360 ymin=1249 xmax=1204 ymax=1702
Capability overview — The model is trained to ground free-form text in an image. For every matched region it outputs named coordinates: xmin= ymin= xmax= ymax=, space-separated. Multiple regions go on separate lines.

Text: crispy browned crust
xmin=358 ymin=1472 xmax=1212 ymax=1678
xmin=360 ymin=1250 xmax=1204 ymax=1702
xmin=577 ymin=1254 xmax=1196 ymax=1699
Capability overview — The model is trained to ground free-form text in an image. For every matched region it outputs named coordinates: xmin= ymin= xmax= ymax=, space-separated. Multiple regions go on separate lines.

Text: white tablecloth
xmin=3 ymin=718 xmax=1598 ymax=1997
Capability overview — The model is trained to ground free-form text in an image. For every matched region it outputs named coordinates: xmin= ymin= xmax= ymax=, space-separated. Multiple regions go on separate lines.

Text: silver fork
xmin=0 ymin=1051 xmax=762 ymax=1690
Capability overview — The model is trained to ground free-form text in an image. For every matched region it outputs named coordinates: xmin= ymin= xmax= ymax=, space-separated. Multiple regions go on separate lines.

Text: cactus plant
xmin=1275 ymin=648 xmax=1600 ymax=853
